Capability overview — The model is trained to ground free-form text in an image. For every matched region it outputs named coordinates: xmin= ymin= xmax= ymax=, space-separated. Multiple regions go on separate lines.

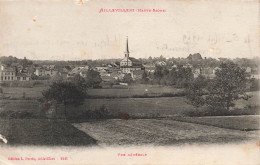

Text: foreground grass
xmin=172 ymin=115 xmax=260 ymax=131
xmin=0 ymin=119 xmax=97 ymax=146
xmin=73 ymin=119 xmax=259 ymax=146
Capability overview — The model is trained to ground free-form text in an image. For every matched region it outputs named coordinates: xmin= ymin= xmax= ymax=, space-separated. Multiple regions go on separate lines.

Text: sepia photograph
xmin=0 ymin=0 xmax=259 ymax=164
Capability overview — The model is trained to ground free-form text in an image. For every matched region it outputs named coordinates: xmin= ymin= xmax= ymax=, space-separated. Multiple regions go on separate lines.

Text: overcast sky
xmin=0 ymin=0 xmax=259 ymax=60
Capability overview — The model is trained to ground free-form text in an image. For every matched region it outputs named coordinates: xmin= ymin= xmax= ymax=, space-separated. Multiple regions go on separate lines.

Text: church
xmin=120 ymin=37 xmax=144 ymax=73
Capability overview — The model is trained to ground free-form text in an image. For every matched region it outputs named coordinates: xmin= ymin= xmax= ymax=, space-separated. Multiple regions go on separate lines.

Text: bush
xmin=118 ymin=112 xmax=130 ymax=120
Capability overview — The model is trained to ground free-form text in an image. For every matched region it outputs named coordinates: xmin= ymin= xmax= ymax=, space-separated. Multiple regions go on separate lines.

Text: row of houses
xmin=1 ymin=38 xmax=259 ymax=83
xmin=0 ymin=65 xmax=31 ymax=82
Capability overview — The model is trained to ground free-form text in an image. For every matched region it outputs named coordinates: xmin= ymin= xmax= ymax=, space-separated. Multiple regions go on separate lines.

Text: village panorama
xmin=0 ymin=37 xmax=259 ymax=146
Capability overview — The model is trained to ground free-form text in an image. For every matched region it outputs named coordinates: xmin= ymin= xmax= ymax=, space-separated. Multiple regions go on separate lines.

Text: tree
xmin=185 ymin=75 xmax=207 ymax=108
xmin=85 ymin=69 xmax=102 ymax=88
xmin=141 ymin=71 xmax=149 ymax=84
xmin=175 ymin=66 xmax=193 ymax=88
xmin=42 ymin=81 xmax=86 ymax=119
xmin=206 ymin=62 xmax=250 ymax=111
xmin=69 ymin=74 xmax=87 ymax=91
xmin=185 ymin=62 xmax=250 ymax=112
xmin=153 ymin=66 xmax=169 ymax=84
xmin=21 ymin=57 xmax=33 ymax=67
xmin=51 ymin=73 xmax=63 ymax=83
xmin=123 ymin=73 xmax=133 ymax=84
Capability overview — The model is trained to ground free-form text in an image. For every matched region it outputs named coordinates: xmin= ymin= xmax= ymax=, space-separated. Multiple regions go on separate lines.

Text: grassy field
xmin=0 ymin=92 xmax=259 ymax=118
xmin=0 ymin=97 xmax=196 ymax=118
xmin=1 ymin=84 xmax=183 ymax=99
xmin=87 ymin=84 xmax=184 ymax=97
xmin=69 ymin=97 xmax=195 ymax=117
xmin=1 ymin=87 xmax=47 ymax=98
xmin=172 ymin=115 xmax=260 ymax=131
xmin=0 ymin=119 xmax=97 ymax=146
xmin=0 ymin=97 xmax=195 ymax=118
xmin=73 ymin=118 xmax=259 ymax=146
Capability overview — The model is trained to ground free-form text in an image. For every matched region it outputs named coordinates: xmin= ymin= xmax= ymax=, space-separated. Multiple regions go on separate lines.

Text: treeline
xmin=1 ymin=55 xmax=260 ymax=69
xmin=140 ymin=65 xmax=193 ymax=88
xmin=0 ymin=56 xmax=33 ymax=67
xmin=154 ymin=65 xmax=193 ymax=87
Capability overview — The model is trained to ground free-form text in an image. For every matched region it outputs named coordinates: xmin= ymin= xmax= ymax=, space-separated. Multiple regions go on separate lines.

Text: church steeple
xmin=125 ymin=36 xmax=129 ymax=58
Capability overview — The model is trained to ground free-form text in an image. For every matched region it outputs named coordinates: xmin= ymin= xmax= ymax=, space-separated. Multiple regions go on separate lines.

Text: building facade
xmin=0 ymin=64 xmax=31 ymax=82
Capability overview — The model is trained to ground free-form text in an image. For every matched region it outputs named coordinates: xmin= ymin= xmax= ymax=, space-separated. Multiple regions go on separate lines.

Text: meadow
xmin=73 ymin=118 xmax=259 ymax=146
xmin=0 ymin=84 xmax=184 ymax=99
xmin=172 ymin=115 xmax=260 ymax=131
xmin=0 ymin=97 xmax=195 ymax=117
xmin=0 ymin=91 xmax=258 ymax=118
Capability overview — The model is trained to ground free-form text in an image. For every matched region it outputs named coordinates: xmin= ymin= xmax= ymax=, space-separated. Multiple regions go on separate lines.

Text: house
xmin=94 ymin=66 xmax=109 ymax=72
xmin=0 ymin=64 xmax=31 ymax=81
xmin=213 ymin=67 xmax=220 ymax=74
xmin=172 ymin=64 xmax=178 ymax=68
xmin=16 ymin=73 xmax=31 ymax=81
xmin=244 ymin=67 xmax=252 ymax=74
xmin=193 ymin=68 xmax=201 ymax=78
xmin=67 ymin=66 xmax=89 ymax=78
xmin=251 ymin=66 xmax=260 ymax=79
xmin=143 ymin=64 xmax=155 ymax=73
xmin=110 ymin=71 xmax=124 ymax=80
xmin=35 ymin=67 xmax=58 ymax=77
xmin=251 ymin=74 xmax=260 ymax=79
xmin=120 ymin=37 xmax=144 ymax=73
xmin=0 ymin=66 xmax=16 ymax=81
xmin=193 ymin=67 xmax=220 ymax=79
xmin=155 ymin=61 xmax=167 ymax=66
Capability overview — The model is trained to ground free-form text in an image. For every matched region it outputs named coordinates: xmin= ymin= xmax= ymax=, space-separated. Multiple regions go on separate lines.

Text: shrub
xmin=118 ymin=112 xmax=130 ymax=120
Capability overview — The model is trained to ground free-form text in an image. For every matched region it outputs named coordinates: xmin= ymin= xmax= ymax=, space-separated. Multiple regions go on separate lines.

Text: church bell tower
xmin=124 ymin=36 xmax=129 ymax=58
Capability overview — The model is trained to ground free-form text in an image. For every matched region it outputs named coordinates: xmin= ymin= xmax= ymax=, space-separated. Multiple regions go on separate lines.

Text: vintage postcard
xmin=0 ymin=0 xmax=259 ymax=164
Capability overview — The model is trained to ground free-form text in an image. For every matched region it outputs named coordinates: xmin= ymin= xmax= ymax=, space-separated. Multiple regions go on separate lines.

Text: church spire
xmin=126 ymin=36 xmax=129 ymax=53
xmin=125 ymin=36 xmax=129 ymax=58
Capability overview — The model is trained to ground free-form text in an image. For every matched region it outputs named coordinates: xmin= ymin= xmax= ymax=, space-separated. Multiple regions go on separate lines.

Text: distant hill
xmin=187 ymin=53 xmax=203 ymax=61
